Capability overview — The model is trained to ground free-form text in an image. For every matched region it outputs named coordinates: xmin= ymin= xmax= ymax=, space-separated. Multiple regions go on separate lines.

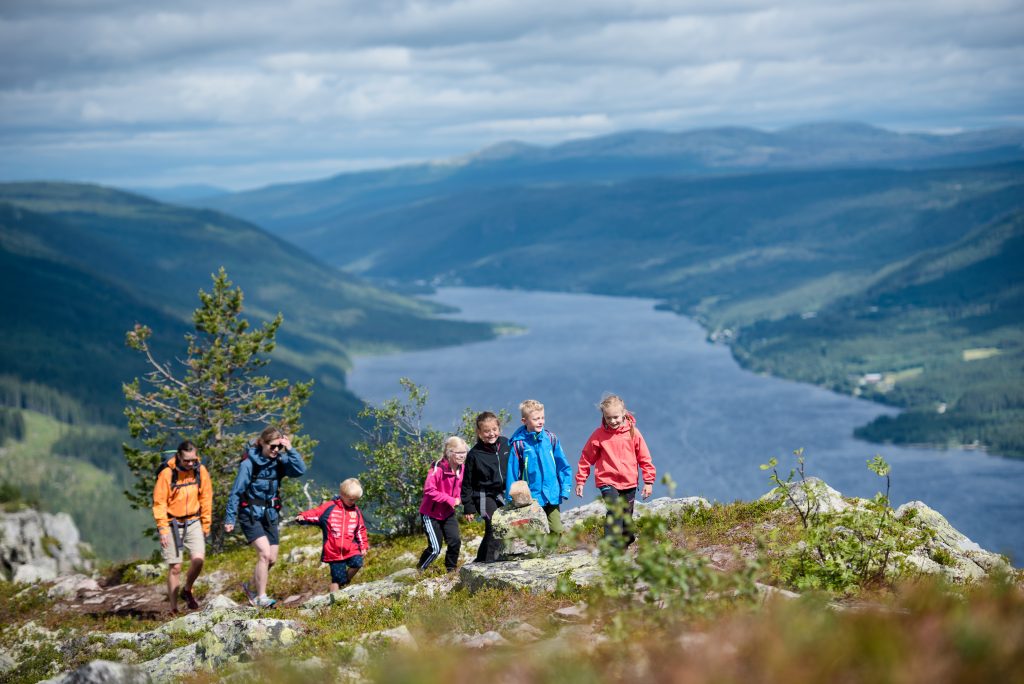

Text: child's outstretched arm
xmin=636 ymin=431 xmax=656 ymax=499
xmin=294 ymin=500 xmax=331 ymax=525
xmin=575 ymin=438 xmax=600 ymax=497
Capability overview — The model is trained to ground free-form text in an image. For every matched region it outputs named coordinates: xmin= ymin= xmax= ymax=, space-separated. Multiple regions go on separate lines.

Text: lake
xmin=349 ymin=287 xmax=1024 ymax=563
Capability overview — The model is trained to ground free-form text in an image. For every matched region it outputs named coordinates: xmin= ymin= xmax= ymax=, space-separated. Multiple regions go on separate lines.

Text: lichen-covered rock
xmin=157 ymin=605 xmax=256 ymax=636
xmin=0 ymin=509 xmax=92 ymax=582
xmin=101 ymin=631 xmax=172 ymax=650
xmin=457 ymin=550 xmax=601 ymax=594
xmin=40 ymin=659 xmax=152 ymax=684
xmin=761 ymin=477 xmax=849 ymax=515
xmin=491 ymin=501 xmax=550 ymax=558
xmin=196 ymin=618 xmax=300 ymax=667
xmin=637 ymin=496 xmax=712 ymax=518
xmin=561 ymin=497 xmax=712 ymax=529
xmin=302 ymin=569 xmax=414 ymax=608
xmin=896 ymin=501 xmax=1011 ymax=582
xmin=357 ymin=624 xmax=417 ymax=649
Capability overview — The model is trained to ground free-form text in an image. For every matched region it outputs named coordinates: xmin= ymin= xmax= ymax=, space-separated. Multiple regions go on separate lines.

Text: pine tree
xmin=122 ymin=268 xmax=314 ymax=550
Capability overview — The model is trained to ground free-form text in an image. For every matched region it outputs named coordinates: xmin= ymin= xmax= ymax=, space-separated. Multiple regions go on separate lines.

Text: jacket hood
xmin=600 ymin=412 xmax=637 ymax=434
xmin=246 ymin=444 xmax=273 ymax=467
xmin=509 ymin=425 xmax=541 ymax=442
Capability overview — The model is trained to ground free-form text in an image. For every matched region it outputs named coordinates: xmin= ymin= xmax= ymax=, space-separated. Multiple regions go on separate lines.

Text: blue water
xmin=348 ymin=287 xmax=1024 ymax=563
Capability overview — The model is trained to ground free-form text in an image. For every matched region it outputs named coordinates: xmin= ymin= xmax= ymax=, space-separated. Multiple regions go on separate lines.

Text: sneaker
xmin=254 ymin=596 xmax=277 ymax=609
xmin=180 ymin=587 xmax=200 ymax=610
xmin=241 ymin=581 xmax=257 ymax=605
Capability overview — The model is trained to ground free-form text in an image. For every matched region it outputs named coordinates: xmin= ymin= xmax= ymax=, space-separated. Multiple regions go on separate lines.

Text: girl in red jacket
xmin=574 ymin=394 xmax=656 ymax=549
xmin=418 ymin=436 xmax=468 ymax=572
xmin=295 ymin=478 xmax=368 ymax=591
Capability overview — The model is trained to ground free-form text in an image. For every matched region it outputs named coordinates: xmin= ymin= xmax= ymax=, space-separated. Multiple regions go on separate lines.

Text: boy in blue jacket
xmin=505 ymin=399 xmax=572 ymax=536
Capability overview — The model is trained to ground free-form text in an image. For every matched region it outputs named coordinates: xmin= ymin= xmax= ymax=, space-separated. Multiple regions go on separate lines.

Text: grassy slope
xmin=2 ymin=500 xmax=1022 ymax=683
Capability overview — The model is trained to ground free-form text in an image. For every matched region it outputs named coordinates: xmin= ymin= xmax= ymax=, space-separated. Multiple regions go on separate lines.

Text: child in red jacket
xmin=575 ymin=394 xmax=656 ymax=549
xmin=295 ymin=478 xmax=368 ymax=591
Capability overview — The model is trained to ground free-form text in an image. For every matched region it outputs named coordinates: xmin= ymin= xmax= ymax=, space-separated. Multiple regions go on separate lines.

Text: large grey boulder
xmin=0 ymin=509 xmax=92 ymax=582
xmin=40 ymin=659 xmax=152 ymax=684
xmin=458 ymin=550 xmax=602 ymax=594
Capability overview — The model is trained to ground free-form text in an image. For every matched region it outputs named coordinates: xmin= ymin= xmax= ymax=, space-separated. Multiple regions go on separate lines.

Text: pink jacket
xmin=419 ymin=458 xmax=465 ymax=520
xmin=576 ymin=413 xmax=656 ymax=490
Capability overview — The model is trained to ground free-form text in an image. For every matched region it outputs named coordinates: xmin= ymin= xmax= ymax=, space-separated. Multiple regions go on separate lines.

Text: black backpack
xmin=156 ymin=450 xmax=204 ymax=495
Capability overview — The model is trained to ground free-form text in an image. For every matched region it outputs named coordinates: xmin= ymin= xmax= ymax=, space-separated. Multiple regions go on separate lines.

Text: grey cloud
xmin=1 ymin=0 xmax=1022 ymax=189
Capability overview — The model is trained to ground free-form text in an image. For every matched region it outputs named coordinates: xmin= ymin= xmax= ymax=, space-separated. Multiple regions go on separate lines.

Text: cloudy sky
xmin=2 ymin=0 xmax=1022 ymax=190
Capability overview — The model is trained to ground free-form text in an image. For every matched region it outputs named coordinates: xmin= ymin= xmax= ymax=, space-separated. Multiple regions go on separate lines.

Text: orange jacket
xmin=152 ymin=457 xmax=213 ymax=535
xmin=576 ymin=413 xmax=656 ymax=490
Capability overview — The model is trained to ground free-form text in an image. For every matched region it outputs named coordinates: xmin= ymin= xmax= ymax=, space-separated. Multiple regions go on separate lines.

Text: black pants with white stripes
xmin=418 ymin=513 xmax=461 ymax=572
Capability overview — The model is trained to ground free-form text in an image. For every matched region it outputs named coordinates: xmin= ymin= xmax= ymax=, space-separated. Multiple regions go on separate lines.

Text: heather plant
xmin=587 ymin=475 xmax=760 ymax=627
xmin=762 ymin=449 xmax=927 ymax=592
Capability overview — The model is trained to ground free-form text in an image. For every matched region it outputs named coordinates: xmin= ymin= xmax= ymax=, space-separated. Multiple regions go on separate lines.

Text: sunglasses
xmin=268 ymin=443 xmax=286 ymax=452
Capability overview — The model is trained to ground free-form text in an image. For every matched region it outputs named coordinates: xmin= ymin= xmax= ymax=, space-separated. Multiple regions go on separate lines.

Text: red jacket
xmin=297 ymin=499 xmax=368 ymax=562
xmin=576 ymin=413 xmax=656 ymax=490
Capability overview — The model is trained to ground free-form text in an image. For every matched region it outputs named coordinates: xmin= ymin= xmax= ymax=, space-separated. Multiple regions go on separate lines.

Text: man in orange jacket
xmin=152 ymin=440 xmax=212 ymax=613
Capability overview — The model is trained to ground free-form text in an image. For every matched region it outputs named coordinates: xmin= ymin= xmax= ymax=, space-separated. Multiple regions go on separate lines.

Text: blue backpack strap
xmin=512 ymin=441 xmax=527 ymax=478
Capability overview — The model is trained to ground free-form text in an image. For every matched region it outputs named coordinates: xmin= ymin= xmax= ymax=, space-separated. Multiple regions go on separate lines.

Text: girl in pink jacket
xmin=417 ymin=436 xmax=468 ymax=572
xmin=575 ymin=394 xmax=656 ymax=549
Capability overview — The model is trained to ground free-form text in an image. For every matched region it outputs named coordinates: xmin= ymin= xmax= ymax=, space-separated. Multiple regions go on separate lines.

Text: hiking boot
xmin=241 ymin=581 xmax=257 ymax=604
xmin=180 ymin=588 xmax=199 ymax=610
xmin=253 ymin=596 xmax=277 ymax=609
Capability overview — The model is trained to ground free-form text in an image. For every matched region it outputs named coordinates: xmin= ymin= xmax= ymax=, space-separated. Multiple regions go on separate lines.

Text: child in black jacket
xmin=461 ymin=412 xmax=510 ymax=563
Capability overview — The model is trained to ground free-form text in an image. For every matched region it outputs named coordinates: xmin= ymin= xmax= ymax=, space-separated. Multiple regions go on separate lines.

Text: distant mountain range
xmin=193 ymin=122 xmax=1024 ymax=458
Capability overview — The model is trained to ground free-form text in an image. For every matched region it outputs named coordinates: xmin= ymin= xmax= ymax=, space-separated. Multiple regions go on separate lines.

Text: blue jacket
xmin=225 ymin=444 xmax=306 ymax=525
xmin=505 ymin=426 xmax=572 ymax=506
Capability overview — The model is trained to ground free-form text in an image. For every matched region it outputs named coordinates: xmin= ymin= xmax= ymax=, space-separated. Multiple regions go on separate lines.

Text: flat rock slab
xmin=457 ymin=550 xmax=602 ymax=594
xmin=65 ymin=582 xmax=168 ymax=619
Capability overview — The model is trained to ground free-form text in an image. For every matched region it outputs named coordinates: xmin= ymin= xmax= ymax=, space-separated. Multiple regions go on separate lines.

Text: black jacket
xmin=461 ymin=436 xmax=510 ymax=515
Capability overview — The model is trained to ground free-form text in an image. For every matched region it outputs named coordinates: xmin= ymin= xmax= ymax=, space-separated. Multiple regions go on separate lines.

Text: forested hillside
xmin=0 ymin=183 xmax=497 ymax=558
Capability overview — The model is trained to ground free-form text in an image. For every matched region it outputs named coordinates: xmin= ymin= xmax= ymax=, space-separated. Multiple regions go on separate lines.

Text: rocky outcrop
xmin=457 ymin=550 xmax=602 ymax=594
xmin=895 ymin=501 xmax=1012 ymax=582
xmin=0 ymin=508 xmax=92 ymax=582
xmin=561 ymin=496 xmax=711 ymax=528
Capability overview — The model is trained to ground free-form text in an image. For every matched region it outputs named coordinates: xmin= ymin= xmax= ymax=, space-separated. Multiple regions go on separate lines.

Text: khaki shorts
xmin=161 ymin=521 xmax=206 ymax=566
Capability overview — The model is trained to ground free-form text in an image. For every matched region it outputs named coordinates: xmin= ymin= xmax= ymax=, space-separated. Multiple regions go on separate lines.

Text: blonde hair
xmin=599 ymin=394 xmax=635 ymax=437
xmin=598 ymin=394 xmax=627 ymax=415
xmin=444 ymin=436 xmax=469 ymax=457
xmin=519 ymin=399 xmax=544 ymax=417
xmin=339 ymin=478 xmax=363 ymax=499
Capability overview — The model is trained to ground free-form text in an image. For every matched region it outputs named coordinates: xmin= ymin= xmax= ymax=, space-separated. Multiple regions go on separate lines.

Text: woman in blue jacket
xmin=224 ymin=425 xmax=305 ymax=607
